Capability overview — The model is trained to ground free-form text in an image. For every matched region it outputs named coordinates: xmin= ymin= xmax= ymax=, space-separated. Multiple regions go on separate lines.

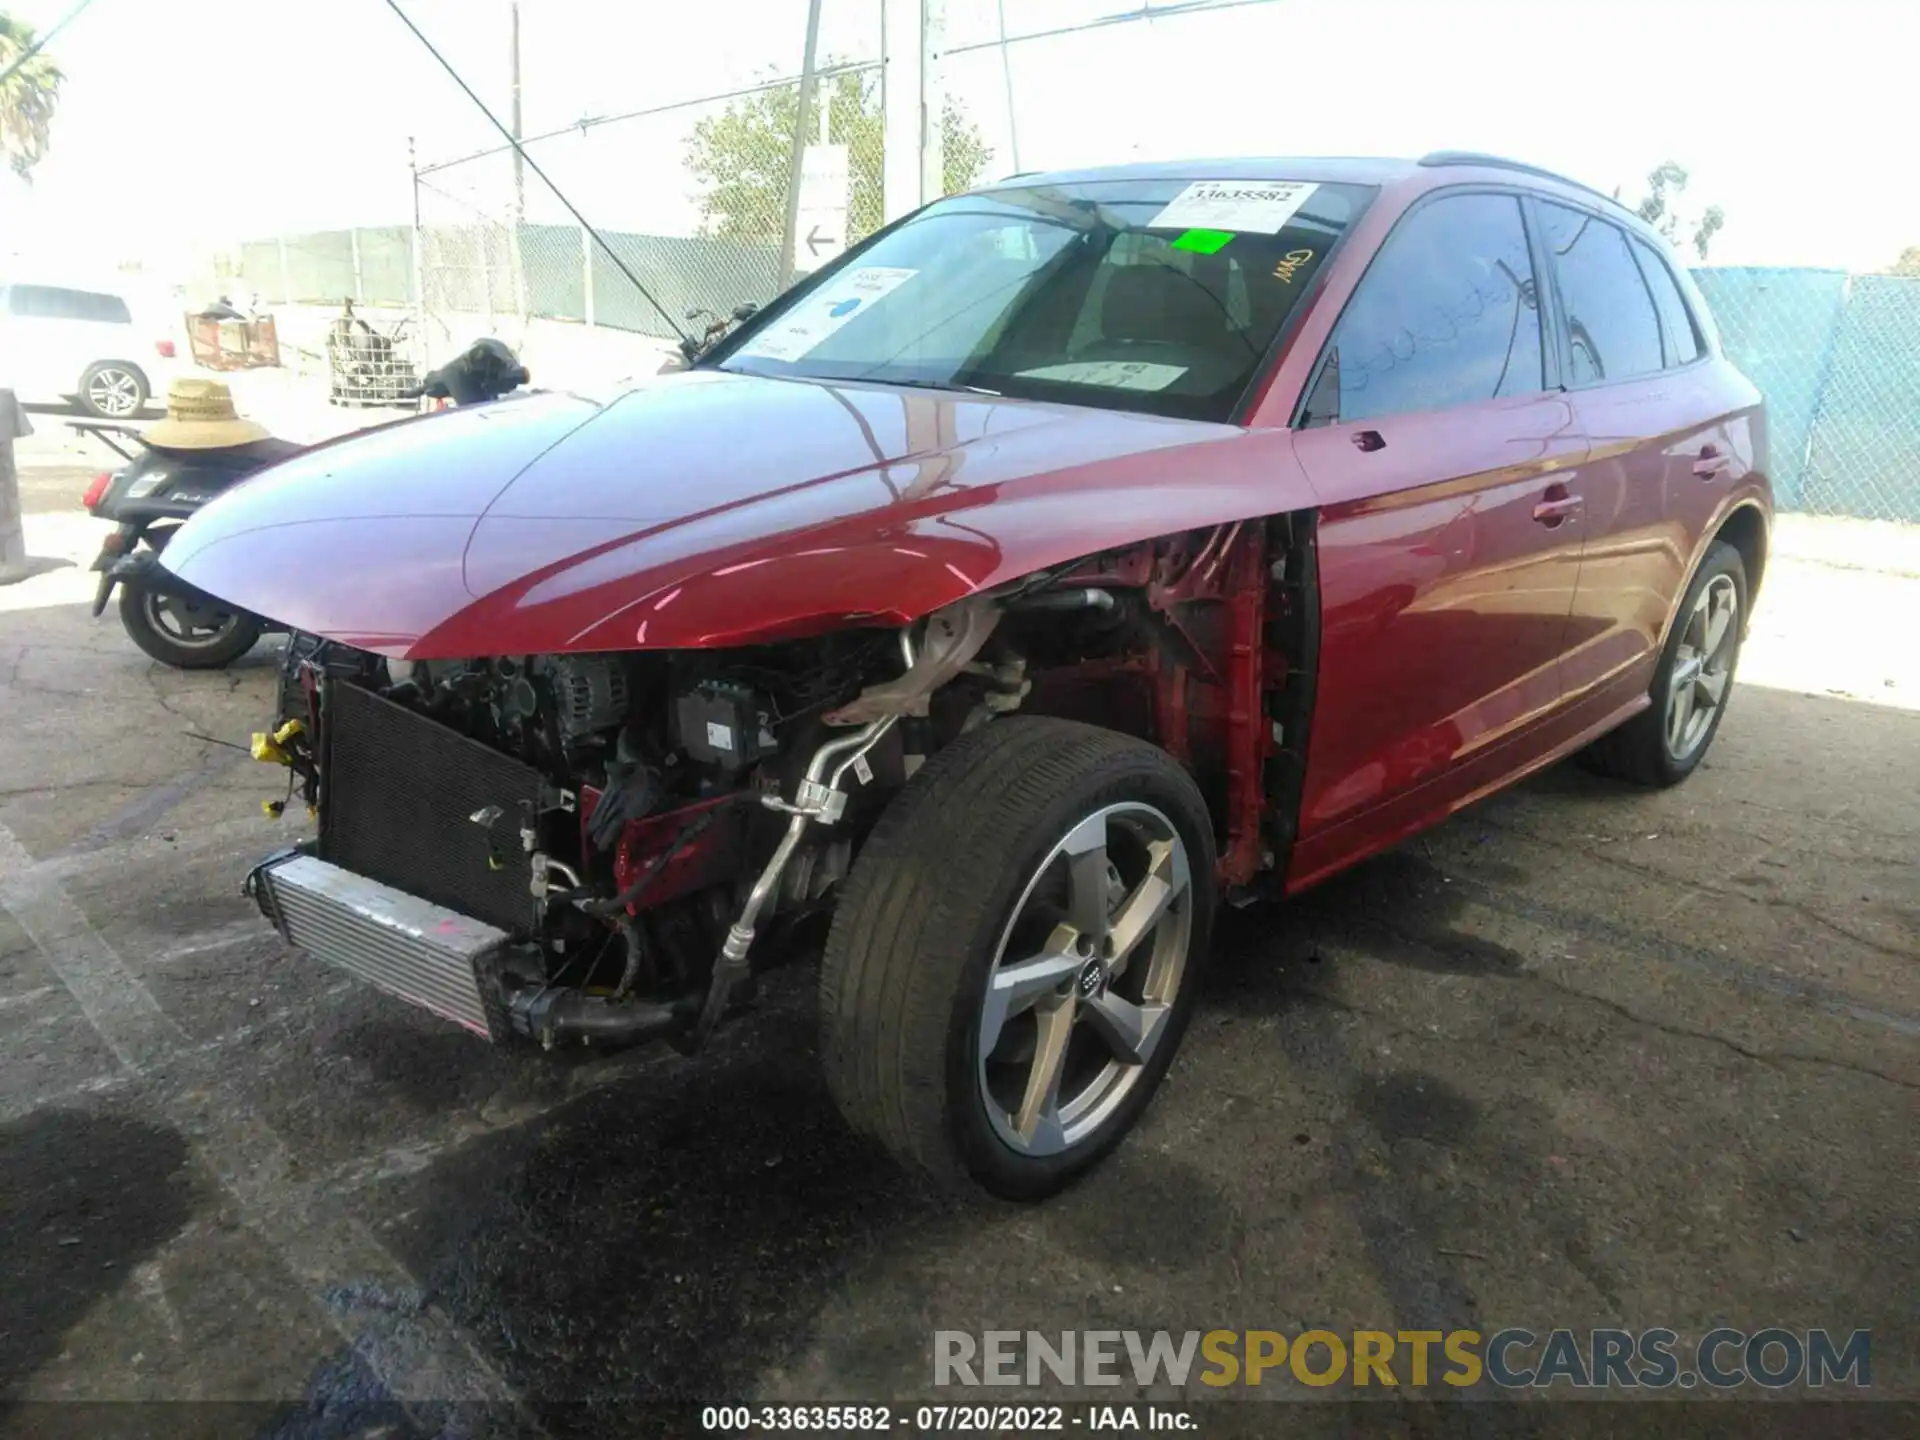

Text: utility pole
xmin=507 ymin=0 xmax=528 ymax=333
xmin=996 ymin=0 xmax=1019 ymax=172
xmin=509 ymin=0 xmax=525 ymax=226
xmin=777 ymin=0 xmax=826 ymax=293
xmin=882 ymin=0 xmax=941 ymax=223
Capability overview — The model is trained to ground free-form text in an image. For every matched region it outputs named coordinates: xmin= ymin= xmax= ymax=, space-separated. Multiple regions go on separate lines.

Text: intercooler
xmin=251 ymin=852 xmax=505 ymax=1038
xmin=319 ymin=680 xmax=544 ymax=932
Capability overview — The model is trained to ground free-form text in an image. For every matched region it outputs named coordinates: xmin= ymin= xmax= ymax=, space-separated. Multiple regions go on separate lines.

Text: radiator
xmin=320 ymin=680 xmax=544 ymax=933
xmin=253 ymin=852 xmax=504 ymax=1037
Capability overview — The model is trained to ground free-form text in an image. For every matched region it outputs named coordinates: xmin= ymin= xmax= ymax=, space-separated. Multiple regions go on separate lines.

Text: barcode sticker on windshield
xmin=1147 ymin=180 xmax=1319 ymax=234
xmin=733 ymin=266 xmax=919 ymax=362
xmin=1017 ymin=361 xmax=1187 ymax=391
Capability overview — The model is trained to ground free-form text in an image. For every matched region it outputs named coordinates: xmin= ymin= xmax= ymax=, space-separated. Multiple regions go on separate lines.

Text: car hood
xmin=161 ymin=369 xmax=1312 ymax=658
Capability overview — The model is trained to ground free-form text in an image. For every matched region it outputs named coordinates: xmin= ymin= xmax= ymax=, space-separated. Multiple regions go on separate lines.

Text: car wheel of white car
xmin=79 ymin=362 xmax=147 ymax=418
xmin=821 ymin=717 xmax=1217 ymax=1199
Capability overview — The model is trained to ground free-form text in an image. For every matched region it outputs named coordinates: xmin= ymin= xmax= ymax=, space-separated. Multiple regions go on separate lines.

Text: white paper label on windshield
xmin=734 ymin=266 xmax=919 ymax=362
xmin=1147 ymin=180 xmax=1319 ymax=234
xmin=1018 ymin=360 xmax=1187 ymax=392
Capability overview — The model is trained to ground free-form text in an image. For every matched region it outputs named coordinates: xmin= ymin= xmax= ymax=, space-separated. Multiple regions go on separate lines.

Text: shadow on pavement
xmin=0 ymin=1109 xmax=194 ymax=1394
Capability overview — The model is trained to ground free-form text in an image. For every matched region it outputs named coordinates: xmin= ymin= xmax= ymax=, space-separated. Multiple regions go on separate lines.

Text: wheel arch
xmin=1711 ymin=500 xmax=1769 ymax=615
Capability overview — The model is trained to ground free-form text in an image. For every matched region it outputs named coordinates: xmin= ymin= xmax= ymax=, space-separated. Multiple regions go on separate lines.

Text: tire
xmin=118 ymin=576 xmax=261 ymax=669
xmin=822 ymin=717 xmax=1218 ymax=1200
xmin=78 ymin=362 xmax=148 ymax=419
xmin=1579 ymin=539 xmax=1747 ymax=787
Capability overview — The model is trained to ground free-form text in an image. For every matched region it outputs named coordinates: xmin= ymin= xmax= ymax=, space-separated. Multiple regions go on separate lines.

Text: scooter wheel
xmin=117 ymin=577 xmax=262 ymax=670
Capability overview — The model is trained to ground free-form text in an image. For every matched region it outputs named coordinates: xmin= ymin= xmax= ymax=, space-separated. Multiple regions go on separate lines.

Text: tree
xmin=0 ymin=12 xmax=63 ymax=183
xmin=1627 ymin=160 xmax=1724 ymax=261
xmin=686 ymin=66 xmax=991 ymax=244
xmin=1887 ymin=247 xmax=1920 ymax=278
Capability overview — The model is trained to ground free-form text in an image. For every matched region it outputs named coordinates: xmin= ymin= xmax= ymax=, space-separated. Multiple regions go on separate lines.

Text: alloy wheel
xmin=977 ymin=801 xmax=1193 ymax=1157
xmin=1666 ymin=573 xmax=1738 ymax=761
xmin=86 ymin=367 xmax=142 ymax=417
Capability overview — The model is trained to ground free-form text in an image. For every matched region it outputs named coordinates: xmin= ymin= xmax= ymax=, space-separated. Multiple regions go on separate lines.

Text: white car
xmin=0 ymin=282 xmax=178 ymax=418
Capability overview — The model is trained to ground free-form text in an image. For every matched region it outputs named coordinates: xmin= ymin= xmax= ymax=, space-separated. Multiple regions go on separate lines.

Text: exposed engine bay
xmin=246 ymin=518 xmax=1315 ymax=1055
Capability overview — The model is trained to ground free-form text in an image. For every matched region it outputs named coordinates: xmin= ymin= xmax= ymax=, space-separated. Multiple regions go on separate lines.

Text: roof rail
xmin=1417 ymin=150 xmax=1630 ymax=213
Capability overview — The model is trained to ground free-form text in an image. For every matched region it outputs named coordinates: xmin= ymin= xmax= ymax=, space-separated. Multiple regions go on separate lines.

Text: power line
xmin=382 ymin=0 xmax=688 ymax=343
xmin=418 ymin=60 xmax=882 ymax=178
xmin=0 ymin=0 xmax=101 ymax=89
xmin=414 ymin=0 xmax=1285 ymax=178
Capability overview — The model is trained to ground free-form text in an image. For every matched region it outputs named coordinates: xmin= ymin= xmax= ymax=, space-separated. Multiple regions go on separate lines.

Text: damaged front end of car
xmin=242 ymin=593 xmax=1025 ymax=1054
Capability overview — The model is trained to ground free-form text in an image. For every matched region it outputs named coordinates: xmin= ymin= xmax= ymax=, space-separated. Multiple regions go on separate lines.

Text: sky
xmin=4 ymin=0 xmax=1916 ymax=294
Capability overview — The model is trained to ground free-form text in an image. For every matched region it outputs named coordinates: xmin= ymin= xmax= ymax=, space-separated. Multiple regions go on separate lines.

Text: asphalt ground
xmin=1 ymin=427 xmax=1915 ymax=1438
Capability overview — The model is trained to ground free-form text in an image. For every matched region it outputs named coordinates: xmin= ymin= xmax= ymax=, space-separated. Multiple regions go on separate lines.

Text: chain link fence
xmin=216 ymin=0 xmax=1920 ymax=526
xmin=1697 ymin=269 xmax=1920 ymax=523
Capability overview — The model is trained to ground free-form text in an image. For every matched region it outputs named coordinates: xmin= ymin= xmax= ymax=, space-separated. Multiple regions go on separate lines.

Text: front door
xmin=1287 ymin=190 xmax=1588 ymax=883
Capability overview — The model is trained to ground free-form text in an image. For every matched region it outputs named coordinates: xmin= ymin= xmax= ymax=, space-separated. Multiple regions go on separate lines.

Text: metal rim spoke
xmin=1106 ymin=838 xmax=1187 ymax=979
xmin=977 ymin=801 xmax=1193 ymax=1159
xmin=1060 ymin=811 xmax=1113 ymax=948
xmin=979 ymin=938 xmax=1081 ymax=1057
xmin=1080 ymin=990 xmax=1167 ymax=1066
xmin=1666 ymin=575 xmax=1738 ymax=759
xmin=1012 ymin=999 xmax=1075 ymax=1149
xmin=1667 ymin=678 xmax=1695 ymax=752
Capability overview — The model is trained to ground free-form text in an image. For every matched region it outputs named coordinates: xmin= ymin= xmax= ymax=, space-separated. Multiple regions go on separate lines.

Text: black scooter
xmin=82 ymin=340 xmax=533 ymax=670
xmin=82 ymin=425 xmax=304 ymax=668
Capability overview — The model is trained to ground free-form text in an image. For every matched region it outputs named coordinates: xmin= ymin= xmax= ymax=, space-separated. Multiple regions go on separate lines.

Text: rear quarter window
xmin=1629 ymin=237 xmax=1703 ymax=367
xmin=5 ymin=285 xmax=132 ymax=323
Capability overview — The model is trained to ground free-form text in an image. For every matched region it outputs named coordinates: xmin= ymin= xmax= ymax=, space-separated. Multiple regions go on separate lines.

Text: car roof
xmin=976 ymin=156 xmax=1422 ymax=190
xmin=973 ymin=151 xmax=1648 ymax=232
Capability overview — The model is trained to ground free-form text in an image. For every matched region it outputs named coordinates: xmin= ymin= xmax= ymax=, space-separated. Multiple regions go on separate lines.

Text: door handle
xmin=1532 ymin=494 xmax=1583 ymax=526
xmin=1693 ymin=444 xmax=1731 ymax=478
xmin=1350 ymin=428 xmax=1386 ymax=453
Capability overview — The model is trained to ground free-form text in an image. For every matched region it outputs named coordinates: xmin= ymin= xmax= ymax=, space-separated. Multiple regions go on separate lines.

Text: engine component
xmin=248 ymin=851 xmax=508 ymax=1040
xmin=322 ymin=680 xmax=543 ymax=931
xmin=674 ymin=680 xmax=777 ymax=770
xmin=824 ymin=596 xmax=1001 ymax=725
xmin=510 ymin=987 xmax=691 ymax=1049
xmin=545 ymin=655 xmax=632 ymax=739
xmin=693 ymin=629 xmax=918 ymax=1045
xmin=585 ymin=758 xmax=662 ymax=852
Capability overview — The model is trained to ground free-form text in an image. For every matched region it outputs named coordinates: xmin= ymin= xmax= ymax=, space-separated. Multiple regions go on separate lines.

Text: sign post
xmin=793 ymin=143 xmax=850 ymax=275
xmin=0 ymin=389 xmax=31 ymax=584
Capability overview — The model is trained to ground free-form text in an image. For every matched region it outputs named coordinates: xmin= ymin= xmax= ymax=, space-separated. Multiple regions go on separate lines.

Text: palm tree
xmin=0 ymin=12 xmax=64 ymax=183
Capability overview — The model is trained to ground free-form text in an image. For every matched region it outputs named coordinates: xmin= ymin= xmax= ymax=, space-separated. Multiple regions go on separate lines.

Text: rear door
xmin=1288 ymin=189 xmax=1588 ymax=863
xmin=1531 ymin=201 xmax=1734 ymax=700
xmin=4 ymin=284 xmax=113 ymax=396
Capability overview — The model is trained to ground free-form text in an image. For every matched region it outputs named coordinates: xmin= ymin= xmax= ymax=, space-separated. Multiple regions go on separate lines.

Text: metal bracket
xmin=824 ymin=597 xmax=1001 ymax=724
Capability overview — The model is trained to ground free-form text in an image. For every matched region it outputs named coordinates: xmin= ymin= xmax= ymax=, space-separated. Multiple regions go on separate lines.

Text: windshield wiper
xmin=860 ymin=377 xmax=1004 ymax=398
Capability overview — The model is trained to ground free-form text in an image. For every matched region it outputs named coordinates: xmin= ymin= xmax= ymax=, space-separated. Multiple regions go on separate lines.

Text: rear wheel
xmin=1579 ymin=540 xmax=1746 ymax=786
xmin=78 ymin=362 xmax=147 ymax=419
xmin=118 ymin=576 xmax=261 ymax=669
xmin=821 ymin=718 xmax=1217 ymax=1199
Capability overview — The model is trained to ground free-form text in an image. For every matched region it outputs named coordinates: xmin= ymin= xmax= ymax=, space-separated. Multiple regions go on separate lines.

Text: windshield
xmin=711 ymin=177 xmax=1375 ymax=422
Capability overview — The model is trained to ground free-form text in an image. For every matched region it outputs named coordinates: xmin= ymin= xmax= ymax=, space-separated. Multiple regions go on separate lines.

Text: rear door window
xmin=1629 ymin=237 xmax=1703 ymax=367
xmin=1536 ymin=203 xmax=1664 ymax=384
xmin=1305 ymin=191 xmax=1544 ymax=425
xmin=5 ymin=285 xmax=131 ymax=323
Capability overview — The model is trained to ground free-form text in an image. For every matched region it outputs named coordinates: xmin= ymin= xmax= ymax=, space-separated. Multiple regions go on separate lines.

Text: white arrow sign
xmin=793 ymin=144 xmax=850 ymax=273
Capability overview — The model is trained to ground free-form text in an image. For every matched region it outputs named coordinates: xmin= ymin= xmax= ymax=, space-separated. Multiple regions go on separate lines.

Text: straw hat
xmin=144 ymin=378 xmax=273 ymax=450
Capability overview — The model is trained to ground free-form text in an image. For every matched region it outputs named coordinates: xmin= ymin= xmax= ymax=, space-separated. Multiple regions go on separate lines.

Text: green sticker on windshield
xmin=1170 ymin=228 xmax=1234 ymax=255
